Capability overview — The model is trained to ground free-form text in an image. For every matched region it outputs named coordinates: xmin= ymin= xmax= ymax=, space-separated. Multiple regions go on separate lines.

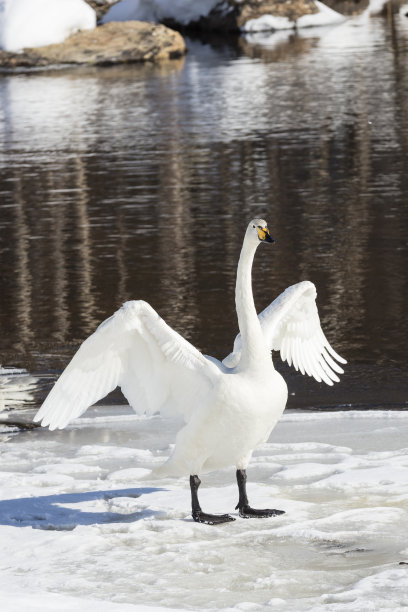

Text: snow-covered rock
xmin=102 ymin=0 xmax=345 ymax=31
xmin=0 ymin=0 xmax=96 ymax=52
xmin=102 ymin=0 xmax=222 ymax=26
xmin=295 ymin=0 xmax=346 ymax=28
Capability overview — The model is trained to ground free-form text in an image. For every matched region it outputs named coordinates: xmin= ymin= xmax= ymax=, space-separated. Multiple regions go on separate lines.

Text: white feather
xmin=35 ymin=300 xmax=218 ymax=431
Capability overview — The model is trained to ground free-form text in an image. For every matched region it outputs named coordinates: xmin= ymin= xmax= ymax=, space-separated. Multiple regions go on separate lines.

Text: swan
xmin=34 ymin=218 xmax=346 ymax=525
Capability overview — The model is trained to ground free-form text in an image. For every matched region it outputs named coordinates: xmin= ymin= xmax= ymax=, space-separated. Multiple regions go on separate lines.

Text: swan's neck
xmin=235 ymin=237 xmax=269 ymax=370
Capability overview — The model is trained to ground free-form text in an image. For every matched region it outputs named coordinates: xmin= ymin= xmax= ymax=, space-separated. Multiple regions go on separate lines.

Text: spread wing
xmin=34 ymin=300 xmax=220 ymax=430
xmin=223 ymin=281 xmax=346 ymax=385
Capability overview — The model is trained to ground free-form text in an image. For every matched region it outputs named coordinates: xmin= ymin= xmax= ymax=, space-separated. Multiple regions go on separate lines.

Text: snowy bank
xmin=102 ymin=0 xmax=221 ymax=26
xmin=102 ymin=0 xmax=346 ymax=32
xmin=0 ymin=0 xmax=96 ymax=52
xmin=1 ymin=408 xmax=408 ymax=610
xmin=242 ymin=1 xmax=345 ymax=31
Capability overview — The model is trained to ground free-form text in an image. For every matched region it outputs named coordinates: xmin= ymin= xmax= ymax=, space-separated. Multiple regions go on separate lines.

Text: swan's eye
xmin=252 ymin=225 xmax=255 ymax=228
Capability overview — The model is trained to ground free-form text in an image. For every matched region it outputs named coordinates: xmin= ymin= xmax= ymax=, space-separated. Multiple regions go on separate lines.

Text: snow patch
xmin=241 ymin=0 xmax=345 ymax=32
xmin=297 ymin=0 xmax=346 ymax=28
xmin=107 ymin=467 xmax=151 ymax=481
xmin=242 ymin=14 xmax=294 ymax=32
xmin=1 ymin=411 xmax=408 ymax=610
xmin=0 ymin=0 xmax=96 ymax=52
xmin=102 ymin=0 xmax=220 ymax=25
xmin=104 ymin=0 xmax=344 ymax=31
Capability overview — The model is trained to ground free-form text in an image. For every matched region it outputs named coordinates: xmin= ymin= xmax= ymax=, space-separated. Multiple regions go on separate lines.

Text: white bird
xmin=34 ymin=219 xmax=346 ymax=524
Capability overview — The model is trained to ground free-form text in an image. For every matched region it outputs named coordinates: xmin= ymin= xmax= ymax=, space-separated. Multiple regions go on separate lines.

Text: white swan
xmin=34 ymin=219 xmax=346 ymax=524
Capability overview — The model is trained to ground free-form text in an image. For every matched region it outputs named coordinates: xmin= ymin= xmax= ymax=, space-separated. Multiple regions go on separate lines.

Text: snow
xmin=241 ymin=15 xmax=295 ymax=33
xmin=0 ymin=0 xmax=96 ymax=52
xmin=315 ymin=0 xmax=392 ymax=50
xmin=242 ymin=0 xmax=345 ymax=32
xmin=102 ymin=0 xmax=345 ymax=31
xmin=1 ymin=408 xmax=408 ymax=610
xmin=102 ymin=0 xmax=221 ymax=26
xmin=0 ymin=0 xmax=387 ymax=55
xmin=0 ymin=367 xmax=38 ymax=412
xmin=297 ymin=0 xmax=346 ymax=28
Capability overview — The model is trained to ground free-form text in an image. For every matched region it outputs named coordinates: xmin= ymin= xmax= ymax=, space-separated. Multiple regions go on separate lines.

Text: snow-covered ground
xmin=0 ymin=0 xmax=95 ymax=52
xmin=1 ymin=408 xmax=408 ymax=611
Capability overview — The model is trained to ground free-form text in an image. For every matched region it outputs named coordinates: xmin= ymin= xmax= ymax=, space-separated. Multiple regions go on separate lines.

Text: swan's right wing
xmin=34 ymin=301 xmax=219 ymax=430
xmin=223 ymin=281 xmax=346 ymax=385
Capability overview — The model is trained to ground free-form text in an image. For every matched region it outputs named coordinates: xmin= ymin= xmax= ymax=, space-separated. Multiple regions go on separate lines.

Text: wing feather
xmin=322 ymin=346 xmax=344 ymax=374
xmin=35 ymin=301 xmax=219 ymax=430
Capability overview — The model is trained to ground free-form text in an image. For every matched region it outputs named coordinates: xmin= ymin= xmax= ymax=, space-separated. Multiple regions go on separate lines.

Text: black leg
xmin=190 ymin=475 xmax=235 ymax=525
xmin=235 ymin=469 xmax=285 ymax=518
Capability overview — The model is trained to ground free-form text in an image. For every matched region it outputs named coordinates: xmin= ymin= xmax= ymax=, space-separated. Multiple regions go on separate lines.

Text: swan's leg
xmin=235 ymin=469 xmax=285 ymax=518
xmin=190 ymin=475 xmax=235 ymax=525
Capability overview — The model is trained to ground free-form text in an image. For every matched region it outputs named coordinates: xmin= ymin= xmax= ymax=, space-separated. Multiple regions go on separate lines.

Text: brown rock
xmin=321 ymin=0 xmax=369 ymax=15
xmin=0 ymin=21 xmax=186 ymax=69
xmin=236 ymin=0 xmax=319 ymax=26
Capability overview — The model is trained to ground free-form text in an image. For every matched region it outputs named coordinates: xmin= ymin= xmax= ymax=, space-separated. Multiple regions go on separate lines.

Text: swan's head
xmin=248 ymin=218 xmax=274 ymax=244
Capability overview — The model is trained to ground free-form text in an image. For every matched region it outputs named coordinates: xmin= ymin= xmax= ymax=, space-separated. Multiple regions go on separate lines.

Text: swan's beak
xmin=257 ymin=227 xmax=275 ymax=243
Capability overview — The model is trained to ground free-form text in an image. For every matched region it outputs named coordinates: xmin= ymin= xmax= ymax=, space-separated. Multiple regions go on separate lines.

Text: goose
xmin=34 ymin=218 xmax=346 ymax=525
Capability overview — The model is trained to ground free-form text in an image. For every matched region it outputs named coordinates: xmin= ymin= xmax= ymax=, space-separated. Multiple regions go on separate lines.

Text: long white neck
xmin=235 ymin=234 xmax=269 ymax=370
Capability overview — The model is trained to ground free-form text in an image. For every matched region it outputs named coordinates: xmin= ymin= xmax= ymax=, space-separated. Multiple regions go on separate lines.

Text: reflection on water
xmin=0 ymin=8 xmax=407 ymax=410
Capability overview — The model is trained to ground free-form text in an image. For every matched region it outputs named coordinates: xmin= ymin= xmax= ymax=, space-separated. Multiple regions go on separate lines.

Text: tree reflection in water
xmin=0 ymin=10 xmax=407 ymax=410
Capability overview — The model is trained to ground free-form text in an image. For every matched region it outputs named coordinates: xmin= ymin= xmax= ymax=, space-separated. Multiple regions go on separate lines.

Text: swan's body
xmin=35 ymin=219 xmax=346 ymax=524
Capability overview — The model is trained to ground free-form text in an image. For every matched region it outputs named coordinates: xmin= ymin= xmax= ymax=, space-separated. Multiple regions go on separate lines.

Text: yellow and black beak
xmin=256 ymin=226 xmax=274 ymax=243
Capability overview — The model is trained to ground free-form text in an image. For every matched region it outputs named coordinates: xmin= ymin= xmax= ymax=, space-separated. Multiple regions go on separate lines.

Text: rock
xmin=322 ymin=0 xmax=369 ymax=15
xmin=162 ymin=0 xmax=320 ymax=32
xmin=0 ymin=21 xmax=186 ymax=69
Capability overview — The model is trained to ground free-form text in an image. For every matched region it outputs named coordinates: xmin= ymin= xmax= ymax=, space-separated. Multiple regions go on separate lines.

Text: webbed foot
xmin=193 ymin=510 xmax=235 ymax=525
xmin=236 ymin=504 xmax=285 ymax=519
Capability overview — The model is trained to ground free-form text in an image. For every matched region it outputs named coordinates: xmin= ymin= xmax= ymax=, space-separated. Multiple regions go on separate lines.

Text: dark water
xmin=0 ymin=8 xmax=407 ymax=413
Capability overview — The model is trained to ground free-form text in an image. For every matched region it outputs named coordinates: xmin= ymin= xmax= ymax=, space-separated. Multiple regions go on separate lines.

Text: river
xmin=0 ymin=6 xmax=407 ymax=414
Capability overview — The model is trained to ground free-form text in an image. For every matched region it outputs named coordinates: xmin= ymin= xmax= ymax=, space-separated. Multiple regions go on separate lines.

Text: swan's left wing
xmin=223 ymin=281 xmax=346 ymax=385
xmin=34 ymin=300 xmax=220 ymax=430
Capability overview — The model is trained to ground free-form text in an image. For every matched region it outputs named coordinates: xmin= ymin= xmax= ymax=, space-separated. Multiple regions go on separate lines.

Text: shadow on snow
xmin=0 ymin=487 xmax=167 ymax=530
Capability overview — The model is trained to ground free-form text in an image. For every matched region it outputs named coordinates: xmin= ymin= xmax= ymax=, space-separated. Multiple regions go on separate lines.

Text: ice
xmin=0 ymin=0 xmax=96 ymax=52
xmin=0 ymin=589 xmax=179 ymax=612
xmin=1 ymin=409 xmax=408 ymax=610
xmin=0 ymin=367 xmax=38 ymax=412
